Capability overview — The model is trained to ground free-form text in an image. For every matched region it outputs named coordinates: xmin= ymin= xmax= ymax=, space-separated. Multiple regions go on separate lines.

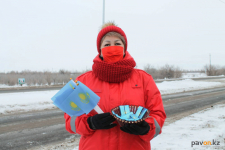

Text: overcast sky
xmin=1 ymin=0 xmax=225 ymax=72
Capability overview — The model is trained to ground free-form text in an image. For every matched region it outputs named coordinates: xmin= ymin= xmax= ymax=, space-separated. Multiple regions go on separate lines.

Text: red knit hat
xmin=97 ymin=25 xmax=128 ymax=54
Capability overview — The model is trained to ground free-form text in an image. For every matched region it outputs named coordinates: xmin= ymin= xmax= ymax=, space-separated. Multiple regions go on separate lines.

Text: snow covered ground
xmin=0 ymin=79 xmax=224 ymax=114
xmin=150 ymin=103 xmax=225 ymax=150
xmin=50 ymin=103 xmax=225 ymax=150
xmin=0 ymin=90 xmax=57 ymax=114
xmin=0 ymin=84 xmax=30 ymax=88
xmin=0 ymin=83 xmax=63 ymax=88
xmin=158 ymin=79 xmax=222 ymax=95
xmin=181 ymin=73 xmax=224 ymax=79
xmin=182 ymin=73 xmax=207 ymax=78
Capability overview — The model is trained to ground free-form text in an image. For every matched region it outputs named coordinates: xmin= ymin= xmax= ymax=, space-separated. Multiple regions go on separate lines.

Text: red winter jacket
xmin=64 ymin=55 xmax=166 ymax=150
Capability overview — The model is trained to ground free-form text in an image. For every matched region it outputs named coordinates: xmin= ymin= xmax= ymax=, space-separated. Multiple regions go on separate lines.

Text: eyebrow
xmin=104 ymin=40 xmax=121 ymax=42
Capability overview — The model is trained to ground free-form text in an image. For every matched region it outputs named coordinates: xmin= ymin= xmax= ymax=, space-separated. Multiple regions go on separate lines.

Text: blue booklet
xmin=51 ymin=80 xmax=100 ymax=117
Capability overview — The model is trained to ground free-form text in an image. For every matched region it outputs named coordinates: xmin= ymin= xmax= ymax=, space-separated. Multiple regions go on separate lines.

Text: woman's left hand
xmin=120 ymin=121 xmax=150 ymax=135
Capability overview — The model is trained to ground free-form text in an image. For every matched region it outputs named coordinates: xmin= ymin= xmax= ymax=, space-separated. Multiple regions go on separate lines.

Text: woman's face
xmin=100 ymin=36 xmax=125 ymax=56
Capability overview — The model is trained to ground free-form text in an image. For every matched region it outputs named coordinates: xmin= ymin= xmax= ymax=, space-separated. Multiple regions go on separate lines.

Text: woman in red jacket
xmin=64 ymin=22 xmax=166 ymax=150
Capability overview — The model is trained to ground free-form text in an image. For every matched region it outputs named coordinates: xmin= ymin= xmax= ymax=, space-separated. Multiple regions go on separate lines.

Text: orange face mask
xmin=101 ymin=46 xmax=124 ymax=63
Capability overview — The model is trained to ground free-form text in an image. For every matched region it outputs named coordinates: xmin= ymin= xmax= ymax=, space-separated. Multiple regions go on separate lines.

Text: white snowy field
xmin=0 ymin=84 xmax=30 ymax=88
xmin=182 ymin=73 xmax=208 ymax=78
xmin=150 ymin=103 xmax=225 ymax=150
xmin=0 ymin=90 xmax=57 ymax=114
xmin=0 ymin=83 xmax=63 ymax=88
xmin=0 ymin=79 xmax=224 ymax=114
xmin=181 ymin=73 xmax=224 ymax=79
xmin=157 ymin=79 xmax=222 ymax=95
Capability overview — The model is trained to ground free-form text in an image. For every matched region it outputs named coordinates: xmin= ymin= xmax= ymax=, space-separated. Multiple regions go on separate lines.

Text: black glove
xmin=120 ymin=121 xmax=150 ymax=135
xmin=87 ymin=112 xmax=117 ymax=130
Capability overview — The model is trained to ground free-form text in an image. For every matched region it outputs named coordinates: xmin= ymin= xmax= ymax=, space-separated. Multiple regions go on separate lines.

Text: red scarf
xmin=92 ymin=52 xmax=136 ymax=83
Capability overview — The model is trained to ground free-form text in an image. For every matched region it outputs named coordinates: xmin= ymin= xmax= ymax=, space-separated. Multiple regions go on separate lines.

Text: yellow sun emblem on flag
xmin=79 ymin=93 xmax=90 ymax=104
xmin=70 ymin=101 xmax=80 ymax=111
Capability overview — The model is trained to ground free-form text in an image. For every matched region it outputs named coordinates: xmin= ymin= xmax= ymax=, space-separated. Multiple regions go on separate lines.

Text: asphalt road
xmin=0 ymin=87 xmax=225 ymax=150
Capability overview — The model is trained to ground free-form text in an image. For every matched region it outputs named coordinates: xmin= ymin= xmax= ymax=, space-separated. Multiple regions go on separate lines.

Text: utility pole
xmin=103 ymin=0 xmax=105 ymax=25
xmin=209 ymin=54 xmax=211 ymax=68
xmin=209 ymin=54 xmax=211 ymax=75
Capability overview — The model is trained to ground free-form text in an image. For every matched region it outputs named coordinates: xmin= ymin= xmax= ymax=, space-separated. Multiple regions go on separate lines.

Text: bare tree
xmin=144 ymin=64 xmax=158 ymax=79
xmin=37 ymin=75 xmax=44 ymax=85
xmin=144 ymin=64 xmax=182 ymax=79
xmin=218 ymin=66 xmax=225 ymax=75
xmin=52 ymin=73 xmax=59 ymax=85
xmin=159 ymin=64 xmax=175 ymax=79
xmin=174 ymin=67 xmax=182 ymax=78
xmin=44 ymin=71 xmax=52 ymax=85
xmin=204 ymin=64 xmax=225 ymax=76
xmin=7 ymin=74 xmax=17 ymax=86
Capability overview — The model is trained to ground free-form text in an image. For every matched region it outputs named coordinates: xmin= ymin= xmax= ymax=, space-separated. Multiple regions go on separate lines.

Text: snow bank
xmin=0 ymin=84 xmax=29 ymax=88
xmin=0 ymin=91 xmax=57 ymax=114
xmin=182 ymin=73 xmax=207 ymax=78
xmin=0 ymin=83 xmax=64 ymax=89
xmin=158 ymin=79 xmax=222 ymax=95
xmin=151 ymin=103 xmax=225 ymax=150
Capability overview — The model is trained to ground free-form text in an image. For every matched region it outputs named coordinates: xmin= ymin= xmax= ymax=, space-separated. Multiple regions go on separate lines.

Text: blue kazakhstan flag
xmin=51 ymin=79 xmax=103 ymax=117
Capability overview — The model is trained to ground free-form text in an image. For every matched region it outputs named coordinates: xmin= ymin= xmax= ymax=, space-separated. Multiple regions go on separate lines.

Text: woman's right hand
xmin=87 ymin=112 xmax=117 ymax=130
